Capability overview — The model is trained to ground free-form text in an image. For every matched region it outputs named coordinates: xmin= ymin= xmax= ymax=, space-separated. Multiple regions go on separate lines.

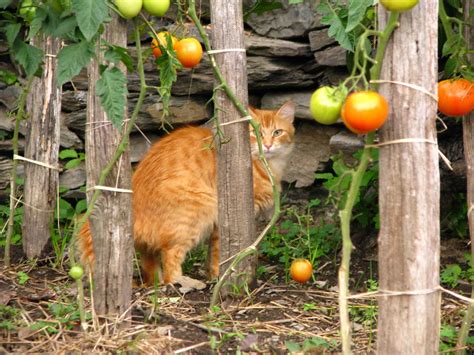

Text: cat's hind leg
xmin=207 ymin=225 xmax=220 ymax=280
xmin=140 ymin=250 xmax=162 ymax=286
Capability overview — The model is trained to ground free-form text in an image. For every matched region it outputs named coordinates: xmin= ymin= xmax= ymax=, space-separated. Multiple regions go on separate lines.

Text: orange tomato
xmin=438 ymin=78 xmax=474 ymax=117
xmin=151 ymin=32 xmax=178 ymax=58
xmin=341 ymin=91 xmax=389 ymax=134
xmin=290 ymin=259 xmax=313 ymax=283
xmin=175 ymin=37 xmax=203 ymax=68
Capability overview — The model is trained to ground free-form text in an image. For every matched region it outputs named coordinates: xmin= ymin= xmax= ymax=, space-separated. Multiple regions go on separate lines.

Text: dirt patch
xmin=0 ymin=238 xmax=471 ymax=353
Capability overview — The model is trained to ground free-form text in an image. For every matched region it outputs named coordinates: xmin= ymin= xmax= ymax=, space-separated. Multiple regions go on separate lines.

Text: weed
xmin=59 ymin=149 xmax=85 ymax=170
xmin=260 ymin=198 xmax=341 ymax=282
xmin=0 ymin=304 xmax=23 ymax=330
xmin=285 ymin=337 xmax=337 ymax=353
xmin=440 ymin=193 xmax=468 ymax=239
xmin=441 ymin=254 xmax=473 ymax=288
xmin=29 ymin=301 xmax=88 ymax=334
xmin=17 ymin=271 xmax=29 ymax=285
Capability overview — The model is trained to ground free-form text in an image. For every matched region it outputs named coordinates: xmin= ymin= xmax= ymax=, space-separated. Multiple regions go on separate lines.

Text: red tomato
xmin=438 ymin=78 xmax=474 ymax=117
xmin=341 ymin=91 xmax=389 ymax=134
xmin=175 ymin=37 xmax=203 ymax=68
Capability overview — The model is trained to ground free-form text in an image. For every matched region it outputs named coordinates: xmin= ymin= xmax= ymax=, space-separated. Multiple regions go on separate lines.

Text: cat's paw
xmin=175 ymin=275 xmax=206 ymax=293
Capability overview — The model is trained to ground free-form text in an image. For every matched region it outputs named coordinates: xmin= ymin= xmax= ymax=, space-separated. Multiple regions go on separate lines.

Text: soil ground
xmin=0 ymin=236 xmax=471 ymax=354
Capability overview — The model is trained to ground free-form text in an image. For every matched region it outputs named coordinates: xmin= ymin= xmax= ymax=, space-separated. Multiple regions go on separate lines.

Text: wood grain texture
xmin=377 ymin=1 xmax=440 ymax=353
xmin=22 ymin=35 xmax=61 ymax=258
xmin=210 ymin=0 xmax=257 ymax=287
xmin=85 ymin=13 xmax=133 ymax=316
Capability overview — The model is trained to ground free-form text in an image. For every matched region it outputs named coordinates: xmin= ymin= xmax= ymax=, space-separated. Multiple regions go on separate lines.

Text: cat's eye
xmin=272 ymin=129 xmax=283 ymax=137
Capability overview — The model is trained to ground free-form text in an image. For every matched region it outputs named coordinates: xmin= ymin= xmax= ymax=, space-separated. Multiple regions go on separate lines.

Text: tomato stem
xmin=369 ymin=11 xmax=400 ymax=90
xmin=338 ymin=9 xmax=399 ymax=355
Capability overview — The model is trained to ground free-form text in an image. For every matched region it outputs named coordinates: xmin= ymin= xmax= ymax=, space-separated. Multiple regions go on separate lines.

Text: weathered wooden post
xmin=22 ymin=35 xmax=61 ymax=258
xmin=456 ymin=0 xmax=473 ymax=351
xmin=210 ymin=0 xmax=256 ymax=293
xmin=85 ymin=12 xmax=133 ymax=316
xmin=377 ymin=0 xmax=440 ymax=353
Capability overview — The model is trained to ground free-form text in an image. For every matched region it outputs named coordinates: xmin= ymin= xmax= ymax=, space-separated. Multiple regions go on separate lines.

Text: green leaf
xmin=12 ymin=40 xmax=44 ymax=78
xmin=285 ymin=341 xmax=302 ymax=352
xmin=72 ymin=0 xmax=109 ymax=41
xmin=17 ymin=271 xmax=30 ymax=285
xmin=0 ymin=0 xmax=12 ymax=9
xmin=59 ymin=149 xmax=78 ymax=159
xmin=27 ymin=7 xmax=48 ymax=41
xmin=56 ymin=40 xmax=95 ymax=86
xmin=64 ymin=158 xmax=82 ymax=169
xmin=443 ymin=57 xmax=457 ymax=77
xmin=96 ymin=66 xmax=128 ymax=128
xmin=442 ymin=36 xmax=459 ymax=57
xmin=346 ymin=0 xmax=372 ymax=33
xmin=75 ymin=199 xmax=87 ymax=214
xmin=5 ymin=23 xmax=21 ymax=48
xmin=156 ymin=50 xmax=180 ymax=117
xmin=103 ymin=43 xmax=134 ymax=72
xmin=49 ymin=16 xmax=78 ymax=38
xmin=316 ymin=1 xmax=353 ymax=51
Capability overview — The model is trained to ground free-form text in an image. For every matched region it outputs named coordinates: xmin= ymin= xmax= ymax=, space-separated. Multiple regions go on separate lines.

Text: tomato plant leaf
xmin=443 ymin=57 xmax=457 ymax=78
xmin=346 ymin=0 xmax=372 ymax=33
xmin=316 ymin=1 xmax=353 ymax=51
xmin=27 ymin=7 xmax=48 ymax=41
xmin=48 ymin=16 xmax=78 ymax=39
xmin=73 ymin=0 xmax=109 ymax=41
xmin=103 ymin=43 xmax=134 ymax=72
xmin=12 ymin=40 xmax=44 ymax=78
xmin=56 ymin=40 xmax=95 ymax=86
xmin=156 ymin=48 xmax=181 ymax=117
xmin=5 ymin=23 xmax=21 ymax=48
xmin=0 ymin=0 xmax=12 ymax=9
xmin=96 ymin=66 xmax=128 ymax=129
xmin=244 ymin=0 xmax=283 ymax=20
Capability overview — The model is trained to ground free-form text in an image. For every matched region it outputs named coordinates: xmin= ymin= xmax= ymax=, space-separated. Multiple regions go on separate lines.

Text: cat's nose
xmin=264 ymin=143 xmax=272 ymax=150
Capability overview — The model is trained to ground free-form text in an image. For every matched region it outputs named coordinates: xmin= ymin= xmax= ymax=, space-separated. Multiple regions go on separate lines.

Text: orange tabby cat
xmin=78 ymin=101 xmax=295 ymax=285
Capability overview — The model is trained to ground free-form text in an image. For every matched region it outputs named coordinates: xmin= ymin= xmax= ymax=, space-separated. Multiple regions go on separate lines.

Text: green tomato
xmin=19 ymin=0 xmax=35 ymax=22
xmin=68 ymin=265 xmax=84 ymax=280
xmin=143 ymin=0 xmax=170 ymax=17
xmin=309 ymin=86 xmax=346 ymax=125
xmin=379 ymin=0 xmax=419 ymax=12
xmin=114 ymin=0 xmax=143 ymax=19
xmin=48 ymin=0 xmax=71 ymax=12
xmin=48 ymin=0 xmax=62 ymax=12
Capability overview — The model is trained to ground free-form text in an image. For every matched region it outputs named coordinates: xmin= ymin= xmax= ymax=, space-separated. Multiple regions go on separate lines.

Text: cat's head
xmin=248 ymin=101 xmax=295 ymax=160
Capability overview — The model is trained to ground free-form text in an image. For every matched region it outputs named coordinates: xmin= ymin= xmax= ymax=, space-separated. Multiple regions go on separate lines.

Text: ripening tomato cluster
xmin=114 ymin=0 xmax=170 ymax=19
xmin=151 ymin=32 xmax=203 ymax=69
xmin=309 ymin=86 xmax=389 ymax=134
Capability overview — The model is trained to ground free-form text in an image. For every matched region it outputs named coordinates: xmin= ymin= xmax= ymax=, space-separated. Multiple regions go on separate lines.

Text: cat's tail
xmin=76 ymin=220 xmax=95 ymax=269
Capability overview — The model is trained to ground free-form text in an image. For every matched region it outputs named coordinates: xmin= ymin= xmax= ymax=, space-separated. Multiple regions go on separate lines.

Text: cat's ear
xmin=248 ymin=105 xmax=259 ymax=119
xmin=276 ymin=101 xmax=295 ymax=123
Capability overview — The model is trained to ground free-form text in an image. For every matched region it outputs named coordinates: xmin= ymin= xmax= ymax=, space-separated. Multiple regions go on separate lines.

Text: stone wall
xmin=0 ymin=0 xmax=465 ymax=199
